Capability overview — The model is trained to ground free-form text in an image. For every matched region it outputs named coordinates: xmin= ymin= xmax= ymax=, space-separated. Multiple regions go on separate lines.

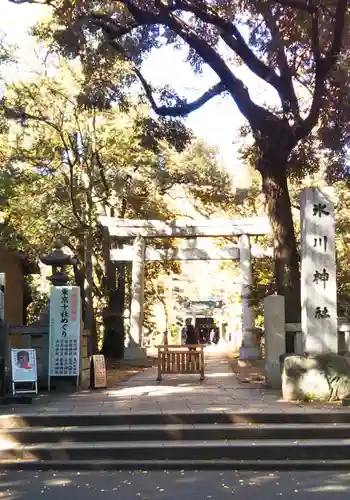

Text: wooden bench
xmin=156 ymin=345 xmax=205 ymax=381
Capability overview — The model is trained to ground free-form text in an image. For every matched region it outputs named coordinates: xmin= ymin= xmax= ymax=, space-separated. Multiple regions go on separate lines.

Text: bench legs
xmin=200 ymin=349 xmax=205 ymax=381
xmin=157 ymin=349 xmax=162 ymax=381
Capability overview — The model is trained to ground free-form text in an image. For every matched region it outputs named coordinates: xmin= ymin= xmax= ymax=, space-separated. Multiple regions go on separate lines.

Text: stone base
xmin=282 ymin=354 xmax=350 ymax=402
xmin=265 ymin=359 xmax=283 ymax=389
xmin=80 ymin=368 xmax=91 ymax=390
xmin=239 ymin=345 xmax=261 ymax=360
xmin=124 ymin=344 xmax=148 ymax=363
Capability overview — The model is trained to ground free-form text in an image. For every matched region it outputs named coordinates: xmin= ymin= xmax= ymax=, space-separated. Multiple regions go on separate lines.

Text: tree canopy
xmin=0 ymin=57 xmax=235 ymax=354
xmin=8 ymin=0 xmax=349 ymax=322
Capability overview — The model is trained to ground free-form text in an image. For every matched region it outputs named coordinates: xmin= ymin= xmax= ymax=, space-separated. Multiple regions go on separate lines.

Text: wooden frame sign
xmin=91 ymin=355 xmax=107 ymax=389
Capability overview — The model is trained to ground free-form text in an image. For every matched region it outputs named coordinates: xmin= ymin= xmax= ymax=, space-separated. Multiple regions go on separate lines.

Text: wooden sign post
xmin=90 ymin=355 xmax=107 ymax=389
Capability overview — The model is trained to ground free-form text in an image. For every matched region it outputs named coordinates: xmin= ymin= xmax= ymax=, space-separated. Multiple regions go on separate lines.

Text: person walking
xmin=184 ymin=318 xmax=199 ymax=350
xmin=181 ymin=324 xmax=187 ymax=345
xmin=209 ymin=328 xmax=216 ymax=345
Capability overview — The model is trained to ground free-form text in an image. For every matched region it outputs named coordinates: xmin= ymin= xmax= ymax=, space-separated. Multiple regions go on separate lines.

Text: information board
xmin=49 ymin=286 xmax=81 ymax=378
xmin=91 ymin=355 xmax=107 ymax=389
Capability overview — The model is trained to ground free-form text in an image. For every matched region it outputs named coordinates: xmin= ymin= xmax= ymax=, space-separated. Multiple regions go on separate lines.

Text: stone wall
xmin=285 ymin=320 xmax=350 ymax=355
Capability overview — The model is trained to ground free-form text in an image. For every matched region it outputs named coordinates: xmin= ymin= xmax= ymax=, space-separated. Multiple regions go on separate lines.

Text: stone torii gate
xmin=100 ymin=216 xmax=272 ymax=360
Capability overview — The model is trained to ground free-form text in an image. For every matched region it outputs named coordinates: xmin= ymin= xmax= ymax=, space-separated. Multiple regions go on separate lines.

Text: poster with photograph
xmin=11 ymin=349 xmax=37 ymax=383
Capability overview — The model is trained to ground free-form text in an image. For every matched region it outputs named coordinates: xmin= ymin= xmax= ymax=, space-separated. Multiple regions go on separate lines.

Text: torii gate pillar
xmin=126 ymin=235 xmax=147 ymax=360
xmin=239 ymin=234 xmax=260 ymax=360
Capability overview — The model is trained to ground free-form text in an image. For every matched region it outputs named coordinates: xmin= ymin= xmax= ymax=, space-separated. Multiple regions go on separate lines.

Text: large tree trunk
xmin=258 ymin=152 xmax=301 ymax=323
xmin=102 ymin=261 xmax=126 ymax=358
xmin=85 ymin=227 xmax=98 ymax=354
xmin=101 ymin=228 xmax=125 ymax=359
xmin=75 ymin=234 xmax=98 ymax=355
xmin=73 ymin=261 xmax=85 ymax=307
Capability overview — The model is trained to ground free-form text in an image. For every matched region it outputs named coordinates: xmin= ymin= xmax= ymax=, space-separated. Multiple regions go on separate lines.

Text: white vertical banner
xmin=300 ymin=187 xmax=337 ymax=354
xmin=49 ymin=286 xmax=81 ymax=378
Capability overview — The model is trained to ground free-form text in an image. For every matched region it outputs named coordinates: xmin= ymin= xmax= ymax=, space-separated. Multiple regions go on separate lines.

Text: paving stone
xmin=3 ymin=352 xmax=350 ymax=415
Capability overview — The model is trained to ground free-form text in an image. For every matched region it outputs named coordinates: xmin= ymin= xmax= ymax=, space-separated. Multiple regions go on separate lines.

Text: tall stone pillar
xmin=239 ymin=234 xmax=260 ymax=359
xmin=264 ymin=295 xmax=285 ymax=388
xmin=300 ymin=187 xmax=337 ymax=354
xmin=128 ymin=235 xmax=146 ymax=352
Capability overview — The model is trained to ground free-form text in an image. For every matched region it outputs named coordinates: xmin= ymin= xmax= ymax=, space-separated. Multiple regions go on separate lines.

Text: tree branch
xmin=136 ymin=4 xmax=237 ymax=88
xmin=65 ymin=159 xmax=90 ymax=230
xmin=104 ymin=34 xmax=225 ymax=116
xmin=135 ymin=67 xmax=226 ymax=116
xmin=176 ymin=1 xmax=282 ymax=89
xmin=159 ymin=1 xmax=298 ymax=122
xmin=96 ymin=5 xmax=274 ymax=129
xmin=9 ymin=0 xmax=52 ymax=3
xmin=292 ymin=0 xmax=348 ymax=142
xmin=116 ymin=0 xmax=167 ymax=26
xmin=95 ymin=151 xmax=111 ymax=196
xmin=139 ymin=3 xmax=275 ymax=129
xmin=89 ymin=12 xmax=152 ymax=38
xmin=323 ymin=0 xmax=348 ymax=72
xmin=6 ymin=102 xmax=91 ymax=229
xmin=272 ymin=0 xmax=311 ymax=11
xmin=272 ymin=0 xmax=324 ymax=66
xmin=310 ymin=2 xmax=321 ymax=64
xmin=261 ymin=7 xmax=300 ymax=119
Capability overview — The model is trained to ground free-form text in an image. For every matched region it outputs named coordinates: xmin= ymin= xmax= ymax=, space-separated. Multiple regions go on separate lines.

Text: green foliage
xmin=11 ymin=0 xmax=348 ymax=176
xmin=0 ymin=57 xmax=235 ymax=342
xmin=25 ymin=275 xmax=49 ymax=324
xmin=7 ymin=0 xmax=349 ymax=322
xmin=0 ymin=31 xmax=15 ymax=134
xmin=0 ymin=30 xmax=14 ymax=74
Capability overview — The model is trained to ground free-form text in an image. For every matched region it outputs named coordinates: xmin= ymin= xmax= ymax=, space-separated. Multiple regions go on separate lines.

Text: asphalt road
xmin=1 ymin=470 xmax=350 ymax=499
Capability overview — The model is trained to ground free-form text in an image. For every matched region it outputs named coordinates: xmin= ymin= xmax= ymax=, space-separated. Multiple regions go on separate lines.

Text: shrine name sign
xmin=300 ymin=187 xmax=337 ymax=354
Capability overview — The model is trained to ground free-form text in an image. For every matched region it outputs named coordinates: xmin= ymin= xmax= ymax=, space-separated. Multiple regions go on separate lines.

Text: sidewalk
xmin=1 ymin=351 xmax=349 ymax=415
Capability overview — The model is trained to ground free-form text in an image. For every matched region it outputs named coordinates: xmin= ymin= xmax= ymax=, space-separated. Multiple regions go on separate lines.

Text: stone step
xmin=2 ymin=439 xmax=350 ymax=462
xmin=2 ymin=411 xmax=350 ymax=428
xmin=4 ymin=423 xmax=350 ymax=444
xmin=2 ymin=458 xmax=350 ymax=471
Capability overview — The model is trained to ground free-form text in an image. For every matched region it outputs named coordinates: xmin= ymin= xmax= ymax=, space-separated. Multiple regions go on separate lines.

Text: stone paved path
xmin=1 ymin=351 xmax=349 ymax=414
xmin=1 ymin=470 xmax=350 ymax=499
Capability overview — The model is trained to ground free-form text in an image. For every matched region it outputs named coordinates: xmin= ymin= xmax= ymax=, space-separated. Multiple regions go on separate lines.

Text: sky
xmin=0 ymin=1 xmax=281 ymax=186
